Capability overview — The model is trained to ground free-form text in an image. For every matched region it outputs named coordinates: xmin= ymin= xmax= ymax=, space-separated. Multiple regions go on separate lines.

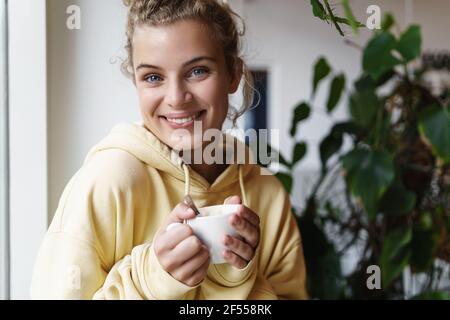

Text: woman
xmin=30 ymin=0 xmax=308 ymax=300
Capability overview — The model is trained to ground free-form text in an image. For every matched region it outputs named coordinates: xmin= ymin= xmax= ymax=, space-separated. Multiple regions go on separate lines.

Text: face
xmin=132 ymin=19 xmax=241 ymax=151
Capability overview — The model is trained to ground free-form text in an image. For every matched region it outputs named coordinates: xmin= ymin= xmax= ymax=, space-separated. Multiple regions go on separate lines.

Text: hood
xmin=84 ymin=121 xmax=257 ymax=206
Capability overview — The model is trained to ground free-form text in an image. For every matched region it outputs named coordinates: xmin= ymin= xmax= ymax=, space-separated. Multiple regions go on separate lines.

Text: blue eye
xmin=145 ymin=74 xmax=162 ymax=83
xmin=190 ymin=67 xmax=208 ymax=78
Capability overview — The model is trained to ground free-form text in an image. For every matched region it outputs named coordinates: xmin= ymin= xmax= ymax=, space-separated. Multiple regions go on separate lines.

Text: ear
xmin=228 ymin=58 xmax=243 ymax=94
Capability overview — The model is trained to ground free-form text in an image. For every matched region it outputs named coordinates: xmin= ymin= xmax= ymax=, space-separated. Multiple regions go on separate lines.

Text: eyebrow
xmin=136 ymin=56 xmax=217 ymax=72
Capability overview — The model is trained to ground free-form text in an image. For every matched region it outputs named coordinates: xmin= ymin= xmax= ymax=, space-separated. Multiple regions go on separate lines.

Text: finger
xmin=223 ymin=249 xmax=248 ymax=269
xmin=164 ymin=203 xmax=196 ymax=230
xmin=224 ymin=195 xmax=242 ymax=205
xmin=185 ymin=256 xmax=211 ymax=287
xmin=229 ymin=214 xmax=259 ymax=249
xmin=171 ymin=235 xmax=205 ymax=264
xmin=223 ymin=235 xmax=254 ymax=261
xmin=154 ymin=223 xmax=194 ymax=253
xmin=172 ymin=246 xmax=209 ymax=282
xmin=237 ymin=206 xmax=260 ymax=228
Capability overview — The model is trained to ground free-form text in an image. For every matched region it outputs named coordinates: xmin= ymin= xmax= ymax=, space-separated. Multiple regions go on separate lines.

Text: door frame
xmin=0 ymin=0 xmax=10 ymax=300
xmin=8 ymin=0 xmax=48 ymax=299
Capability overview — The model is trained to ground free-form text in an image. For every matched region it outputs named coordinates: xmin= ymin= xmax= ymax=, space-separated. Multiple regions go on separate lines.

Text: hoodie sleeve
xmin=261 ymin=185 xmax=309 ymax=300
xmin=30 ymin=149 xmax=196 ymax=300
xmin=92 ymin=243 xmax=198 ymax=300
xmin=30 ymin=232 xmax=196 ymax=299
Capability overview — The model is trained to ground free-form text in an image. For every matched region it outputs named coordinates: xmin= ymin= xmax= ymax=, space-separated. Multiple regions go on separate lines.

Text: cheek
xmin=138 ymin=89 xmax=160 ymax=117
xmin=198 ymin=80 xmax=229 ymax=115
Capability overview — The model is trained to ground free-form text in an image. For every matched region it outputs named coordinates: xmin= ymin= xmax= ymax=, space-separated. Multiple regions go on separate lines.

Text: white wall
xmin=47 ymin=0 xmax=139 ymax=220
xmin=412 ymin=0 xmax=450 ymax=51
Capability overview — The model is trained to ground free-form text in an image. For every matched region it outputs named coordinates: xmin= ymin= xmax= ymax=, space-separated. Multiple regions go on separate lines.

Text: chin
xmin=166 ymin=132 xmax=203 ymax=153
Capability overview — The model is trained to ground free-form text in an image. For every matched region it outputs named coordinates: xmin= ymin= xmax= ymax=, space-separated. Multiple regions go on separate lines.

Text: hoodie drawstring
xmin=238 ymin=164 xmax=248 ymax=206
xmin=182 ymin=163 xmax=191 ymax=197
xmin=181 ymin=163 xmax=247 ymax=207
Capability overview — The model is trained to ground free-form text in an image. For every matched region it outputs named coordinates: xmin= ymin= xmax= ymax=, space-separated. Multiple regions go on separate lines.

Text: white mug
xmin=166 ymin=204 xmax=241 ymax=264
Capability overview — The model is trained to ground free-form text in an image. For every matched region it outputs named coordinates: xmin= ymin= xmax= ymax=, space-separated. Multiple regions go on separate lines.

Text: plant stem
xmin=337 ymin=229 xmax=361 ymax=255
xmin=323 ymin=0 xmax=345 ymax=36
xmin=374 ymin=103 xmax=384 ymax=149
xmin=344 ymin=39 xmax=363 ymax=50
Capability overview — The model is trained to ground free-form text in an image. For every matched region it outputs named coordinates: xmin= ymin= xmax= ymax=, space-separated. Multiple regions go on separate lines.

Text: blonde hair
xmin=122 ymin=0 xmax=255 ymax=124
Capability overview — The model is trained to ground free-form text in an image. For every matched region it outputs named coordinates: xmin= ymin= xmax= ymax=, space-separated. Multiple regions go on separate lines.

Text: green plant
xmin=266 ymin=2 xmax=450 ymax=299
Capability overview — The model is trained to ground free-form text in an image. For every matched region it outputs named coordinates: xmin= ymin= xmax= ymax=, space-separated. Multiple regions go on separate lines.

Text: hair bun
xmin=123 ymin=0 xmax=146 ymax=8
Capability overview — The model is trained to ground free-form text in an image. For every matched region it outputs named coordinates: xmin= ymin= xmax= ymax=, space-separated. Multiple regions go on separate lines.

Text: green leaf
xmin=327 ymin=74 xmax=346 ymax=113
xmin=355 ymin=74 xmax=376 ymax=92
xmin=319 ymin=131 xmax=343 ymax=169
xmin=380 ymin=226 xmax=412 ymax=287
xmin=342 ymin=148 xmax=395 ymax=219
xmin=277 ymin=152 xmax=291 ymax=169
xmin=275 ymin=172 xmax=293 ymax=194
xmin=298 ymin=216 xmax=330 ymax=261
xmin=363 ymin=32 xmax=401 ymax=80
xmin=374 ymin=107 xmax=391 ymax=144
xmin=410 ymin=225 xmax=438 ymax=272
xmin=311 ymin=246 xmax=345 ymax=299
xmin=381 ymin=13 xmax=395 ymax=31
xmin=312 ymin=57 xmax=331 ymax=97
xmin=290 ymin=102 xmax=311 ymax=137
xmin=411 ymin=291 xmax=450 ymax=300
xmin=379 ymin=181 xmax=416 ymax=215
xmin=354 ymin=71 xmax=395 ymax=92
xmin=446 ymin=212 xmax=450 ymax=234
xmin=292 ymin=142 xmax=307 ymax=166
xmin=342 ymin=0 xmax=359 ymax=34
xmin=334 ymin=16 xmax=365 ymax=28
xmin=310 ymin=0 xmax=326 ymax=20
xmin=396 ymin=25 xmax=422 ymax=62
xmin=298 ymin=216 xmax=345 ymax=299
xmin=332 ymin=121 xmax=363 ymax=137
xmin=418 ymin=105 xmax=450 ymax=163
xmin=321 ymin=0 xmax=345 ymax=36
xmin=419 ymin=211 xmax=434 ymax=229
xmin=266 ymin=144 xmax=291 ymax=169
xmin=349 ymin=90 xmax=379 ymax=127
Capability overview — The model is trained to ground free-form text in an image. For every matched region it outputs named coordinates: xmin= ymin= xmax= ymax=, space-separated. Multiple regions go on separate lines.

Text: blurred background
xmin=0 ymin=0 xmax=449 ymax=299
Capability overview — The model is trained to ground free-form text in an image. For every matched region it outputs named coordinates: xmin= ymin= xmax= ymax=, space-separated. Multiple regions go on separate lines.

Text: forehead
xmin=132 ymin=19 xmax=223 ymax=66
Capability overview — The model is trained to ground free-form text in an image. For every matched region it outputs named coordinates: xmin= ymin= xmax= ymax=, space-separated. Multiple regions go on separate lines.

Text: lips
xmin=159 ymin=110 xmax=206 ymax=128
xmin=165 ymin=111 xmax=203 ymax=124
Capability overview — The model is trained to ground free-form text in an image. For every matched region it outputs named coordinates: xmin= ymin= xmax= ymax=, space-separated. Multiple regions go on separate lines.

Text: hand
xmin=153 ymin=203 xmax=210 ymax=287
xmin=222 ymin=196 xmax=260 ymax=269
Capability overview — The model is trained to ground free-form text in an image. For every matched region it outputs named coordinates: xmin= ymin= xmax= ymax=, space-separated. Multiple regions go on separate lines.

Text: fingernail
xmin=187 ymin=208 xmax=195 ymax=215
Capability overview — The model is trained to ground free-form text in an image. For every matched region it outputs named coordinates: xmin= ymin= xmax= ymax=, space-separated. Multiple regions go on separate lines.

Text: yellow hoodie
xmin=30 ymin=122 xmax=308 ymax=300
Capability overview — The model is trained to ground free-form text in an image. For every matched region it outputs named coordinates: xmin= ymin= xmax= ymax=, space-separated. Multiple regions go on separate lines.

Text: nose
xmin=165 ymin=79 xmax=193 ymax=108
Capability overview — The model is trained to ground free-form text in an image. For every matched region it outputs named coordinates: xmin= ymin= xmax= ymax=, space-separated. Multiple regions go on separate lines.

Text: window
xmin=245 ymin=70 xmax=268 ymax=132
xmin=0 ymin=0 xmax=9 ymax=300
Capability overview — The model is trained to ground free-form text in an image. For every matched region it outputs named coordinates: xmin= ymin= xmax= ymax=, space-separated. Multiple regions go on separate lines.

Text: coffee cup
xmin=166 ymin=204 xmax=241 ymax=264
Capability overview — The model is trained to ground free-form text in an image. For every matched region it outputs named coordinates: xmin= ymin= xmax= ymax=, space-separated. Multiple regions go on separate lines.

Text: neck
xmin=181 ymin=142 xmax=229 ymax=185
xmin=189 ymin=162 xmax=228 ymax=185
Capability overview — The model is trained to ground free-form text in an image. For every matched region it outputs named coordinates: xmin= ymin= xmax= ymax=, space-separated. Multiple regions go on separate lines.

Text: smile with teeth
xmin=165 ymin=111 xmax=203 ymax=124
